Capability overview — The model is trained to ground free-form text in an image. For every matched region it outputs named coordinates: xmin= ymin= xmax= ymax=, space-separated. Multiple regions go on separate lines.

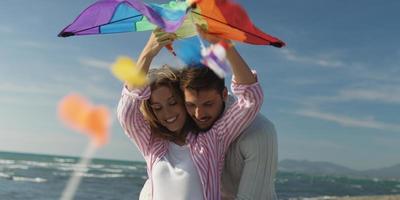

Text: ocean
xmin=1 ymin=151 xmax=399 ymax=200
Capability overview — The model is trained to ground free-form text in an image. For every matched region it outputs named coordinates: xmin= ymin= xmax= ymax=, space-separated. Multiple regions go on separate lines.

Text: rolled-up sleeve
xmin=117 ymin=85 xmax=152 ymax=156
xmin=216 ymin=72 xmax=264 ymax=154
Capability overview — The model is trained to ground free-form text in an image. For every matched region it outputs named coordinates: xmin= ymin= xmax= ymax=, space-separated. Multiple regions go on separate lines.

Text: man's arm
xmin=196 ymin=26 xmax=256 ymax=85
xmin=225 ymin=46 xmax=256 ymax=85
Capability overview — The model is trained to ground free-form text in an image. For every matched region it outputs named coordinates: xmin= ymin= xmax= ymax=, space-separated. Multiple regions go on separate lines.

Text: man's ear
xmin=222 ymin=87 xmax=228 ymax=102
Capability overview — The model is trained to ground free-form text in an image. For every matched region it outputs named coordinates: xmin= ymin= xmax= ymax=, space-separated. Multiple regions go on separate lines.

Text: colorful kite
xmin=58 ymin=0 xmax=284 ymax=46
xmin=111 ymin=56 xmax=148 ymax=87
xmin=201 ymin=41 xmax=231 ymax=78
xmin=58 ymin=0 xmax=187 ymax=37
xmin=59 ymin=0 xmax=285 ymax=76
xmin=58 ymin=94 xmax=111 ymax=200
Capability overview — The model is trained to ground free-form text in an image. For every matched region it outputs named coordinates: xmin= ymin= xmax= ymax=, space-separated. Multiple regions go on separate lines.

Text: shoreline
xmin=306 ymin=195 xmax=400 ymax=200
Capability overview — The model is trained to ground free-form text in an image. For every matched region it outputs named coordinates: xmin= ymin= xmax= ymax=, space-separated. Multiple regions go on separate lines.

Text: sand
xmin=332 ymin=195 xmax=400 ymax=200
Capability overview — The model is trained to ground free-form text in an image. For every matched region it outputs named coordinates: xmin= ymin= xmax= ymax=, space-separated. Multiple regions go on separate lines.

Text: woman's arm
xmin=117 ymin=86 xmax=152 ymax=156
xmin=126 ymin=29 xmax=177 ymax=90
xmin=118 ymin=29 xmax=177 ymax=155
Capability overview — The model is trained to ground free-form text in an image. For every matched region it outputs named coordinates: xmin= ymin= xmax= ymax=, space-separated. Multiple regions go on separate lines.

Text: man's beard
xmin=196 ymin=103 xmax=225 ymax=132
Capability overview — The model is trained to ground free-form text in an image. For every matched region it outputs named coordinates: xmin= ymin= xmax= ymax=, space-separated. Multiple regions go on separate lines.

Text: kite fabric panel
xmin=59 ymin=0 xmax=187 ymax=37
xmin=173 ymin=36 xmax=203 ymax=65
xmin=188 ymin=0 xmax=285 ymax=47
xmin=59 ymin=0 xmax=285 ymax=47
xmin=59 ymin=0 xmax=285 ymax=66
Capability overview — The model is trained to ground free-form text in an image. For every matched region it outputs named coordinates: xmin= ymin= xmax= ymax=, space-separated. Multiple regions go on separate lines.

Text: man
xmin=140 ymin=27 xmax=278 ymax=200
xmin=180 ymin=67 xmax=278 ymax=200
xmin=179 ymin=27 xmax=278 ymax=200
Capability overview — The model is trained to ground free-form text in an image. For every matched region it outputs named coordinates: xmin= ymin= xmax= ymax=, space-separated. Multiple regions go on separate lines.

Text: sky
xmin=0 ymin=0 xmax=399 ymax=170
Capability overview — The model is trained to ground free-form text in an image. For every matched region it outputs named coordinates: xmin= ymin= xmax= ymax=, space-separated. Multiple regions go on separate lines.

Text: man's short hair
xmin=180 ymin=65 xmax=225 ymax=94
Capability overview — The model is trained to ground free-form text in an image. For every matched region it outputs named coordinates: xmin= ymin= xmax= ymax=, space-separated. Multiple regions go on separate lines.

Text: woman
xmin=117 ymin=28 xmax=263 ymax=200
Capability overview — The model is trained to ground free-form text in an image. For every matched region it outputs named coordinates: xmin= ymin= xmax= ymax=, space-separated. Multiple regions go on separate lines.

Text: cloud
xmin=15 ymin=41 xmax=48 ymax=49
xmin=79 ymin=57 xmax=112 ymax=70
xmin=337 ymin=88 xmax=400 ymax=104
xmin=311 ymin=84 xmax=400 ymax=105
xmin=0 ymin=25 xmax=14 ymax=34
xmin=280 ymin=49 xmax=345 ymax=68
xmin=294 ymin=109 xmax=400 ymax=132
xmin=0 ymin=82 xmax=59 ymax=95
xmin=0 ymin=81 xmax=117 ymax=103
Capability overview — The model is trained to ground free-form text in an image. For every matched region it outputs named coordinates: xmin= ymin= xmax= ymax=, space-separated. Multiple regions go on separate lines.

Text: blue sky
xmin=0 ymin=0 xmax=399 ymax=170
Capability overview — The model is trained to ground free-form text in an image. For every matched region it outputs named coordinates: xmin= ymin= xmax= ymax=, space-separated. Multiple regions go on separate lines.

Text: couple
xmin=117 ymin=28 xmax=278 ymax=200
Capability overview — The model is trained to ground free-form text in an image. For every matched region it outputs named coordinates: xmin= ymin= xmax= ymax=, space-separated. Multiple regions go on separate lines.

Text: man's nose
xmin=195 ymin=107 xmax=205 ymax=119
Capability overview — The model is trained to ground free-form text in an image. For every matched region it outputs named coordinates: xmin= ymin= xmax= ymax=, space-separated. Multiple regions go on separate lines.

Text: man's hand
xmin=196 ymin=25 xmax=232 ymax=46
xmin=196 ymin=25 xmax=255 ymax=85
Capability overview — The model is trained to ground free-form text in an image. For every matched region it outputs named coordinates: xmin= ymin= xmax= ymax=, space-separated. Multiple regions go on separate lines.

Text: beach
xmin=335 ymin=195 xmax=400 ymax=200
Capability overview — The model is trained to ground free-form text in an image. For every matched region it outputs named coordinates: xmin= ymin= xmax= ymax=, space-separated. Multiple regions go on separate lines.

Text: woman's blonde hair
xmin=141 ymin=65 xmax=197 ymax=141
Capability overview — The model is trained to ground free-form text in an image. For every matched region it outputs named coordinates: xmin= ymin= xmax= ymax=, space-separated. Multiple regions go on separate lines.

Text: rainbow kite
xmin=59 ymin=0 xmax=284 ymax=46
xmin=59 ymin=0 xmax=285 ymax=77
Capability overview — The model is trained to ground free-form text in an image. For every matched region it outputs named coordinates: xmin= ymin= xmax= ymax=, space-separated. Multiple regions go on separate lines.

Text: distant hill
xmin=279 ymin=159 xmax=400 ymax=180
xmin=363 ymin=164 xmax=400 ymax=180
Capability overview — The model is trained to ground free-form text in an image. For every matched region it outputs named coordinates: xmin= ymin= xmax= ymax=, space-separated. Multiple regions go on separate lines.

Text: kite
xmin=58 ymin=0 xmax=284 ymax=46
xmin=58 ymin=94 xmax=110 ymax=147
xmin=59 ymin=0 xmax=285 ymax=64
xmin=111 ymin=56 xmax=148 ymax=87
xmin=58 ymin=94 xmax=111 ymax=200
xmin=201 ymin=41 xmax=231 ymax=78
xmin=58 ymin=0 xmax=187 ymax=37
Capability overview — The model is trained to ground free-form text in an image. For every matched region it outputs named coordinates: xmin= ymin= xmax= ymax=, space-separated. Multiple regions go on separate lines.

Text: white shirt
xmin=152 ymin=142 xmax=205 ymax=200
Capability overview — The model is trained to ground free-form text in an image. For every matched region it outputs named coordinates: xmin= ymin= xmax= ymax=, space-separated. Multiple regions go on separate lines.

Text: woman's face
xmin=150 ymin=86 xmax=187 ymax=134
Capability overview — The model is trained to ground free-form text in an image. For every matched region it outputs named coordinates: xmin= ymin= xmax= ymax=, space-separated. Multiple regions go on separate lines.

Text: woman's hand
xmin=136 ymin=28 xmax=177 ymax=77
xmin=142 ymin=28 xmax=177 ymax=58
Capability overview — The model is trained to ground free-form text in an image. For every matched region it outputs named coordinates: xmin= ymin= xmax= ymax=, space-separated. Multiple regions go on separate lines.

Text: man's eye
xmin=185 ymin=103 xmax=195 ymax=108
xmin=169 ymin=100 xmax=177 ymax=105
xmin=205 ymin=103 xmax=213 ymax=106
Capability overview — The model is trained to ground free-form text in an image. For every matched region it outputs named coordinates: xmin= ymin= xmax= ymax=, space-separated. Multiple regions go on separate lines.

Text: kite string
xmin=60 ymin=141 xmax=97 ymax=200
xmin=188 ymin=8 xmax=206 ymax=51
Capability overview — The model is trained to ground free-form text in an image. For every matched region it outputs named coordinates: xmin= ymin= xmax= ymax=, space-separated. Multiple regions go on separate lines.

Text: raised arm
xmin=118 ymin=29 xmax=176 ymax=156
xmin=196 ymin=26 xmax=263 ymax=152
xmin=196 ymin=25 xmax=256 ymax=85
xmin=117 ymin=86 xmax=152 ymax=156
xmin=225 ymin=47 xmax=256 ymax=84
xmin=217 ymin=74 xmax=263 ymax=153
xmin=126 ymin=28 xmax=177 ymax=90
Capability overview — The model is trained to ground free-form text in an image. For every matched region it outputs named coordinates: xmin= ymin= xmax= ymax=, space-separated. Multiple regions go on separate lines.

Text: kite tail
xmin=60 ymin=141 xmax=97 ymax=200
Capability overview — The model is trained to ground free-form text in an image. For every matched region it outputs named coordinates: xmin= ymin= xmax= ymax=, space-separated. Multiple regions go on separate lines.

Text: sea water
xmin=1 ymin=151 xmax=399 ymax=200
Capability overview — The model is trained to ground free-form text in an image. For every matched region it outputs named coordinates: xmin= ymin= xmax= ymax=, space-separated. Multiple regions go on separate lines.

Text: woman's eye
xmin=151 ymin=105 xmax=162 ymax=111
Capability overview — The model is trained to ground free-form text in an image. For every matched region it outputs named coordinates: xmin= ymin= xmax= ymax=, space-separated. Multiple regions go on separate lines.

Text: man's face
xmin=183 ymin=88 xmax=227 ymax=131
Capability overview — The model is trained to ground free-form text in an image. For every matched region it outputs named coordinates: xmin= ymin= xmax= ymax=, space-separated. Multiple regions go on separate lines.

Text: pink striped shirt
xmin=117 ymin=77 xmax=263 ymax=200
